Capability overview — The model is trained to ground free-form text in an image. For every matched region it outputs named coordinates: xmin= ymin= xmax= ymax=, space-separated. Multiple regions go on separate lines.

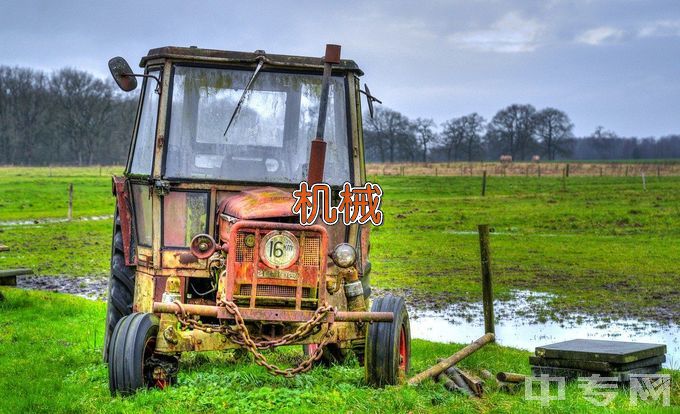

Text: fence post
xmin=478 ymin=224 xmax=495 ymax=337
xmin=565 ymin=163 xmax=570 ymax=177
xmin=481 ymin=170 xmax=487 ymax=196
xmin=68 ymin=183 xmax=73 ymax=221
xmin=642 ymin=172 xmax=647 ymax=191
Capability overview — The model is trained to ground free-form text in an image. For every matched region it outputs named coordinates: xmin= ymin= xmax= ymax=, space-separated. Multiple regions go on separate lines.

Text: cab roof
xmin=140 ymin=46 xmax=364 ymax=76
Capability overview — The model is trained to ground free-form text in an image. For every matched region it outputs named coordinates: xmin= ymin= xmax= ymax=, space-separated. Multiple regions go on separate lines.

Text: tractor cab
xmin=104 ymin=45 xmax=409 ymax=395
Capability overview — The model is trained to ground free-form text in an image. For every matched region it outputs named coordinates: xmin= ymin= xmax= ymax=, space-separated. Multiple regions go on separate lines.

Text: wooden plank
xmin=0 ymin=268 xmax=34 ymax=277
xmin=529 ymin=354 xmax=666 ymax=373
xmin=535 ymin=339 xmax=666 ymax=364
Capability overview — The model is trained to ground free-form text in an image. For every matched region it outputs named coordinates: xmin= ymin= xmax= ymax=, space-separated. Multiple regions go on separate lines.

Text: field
xmin=1 ymin=165 xmax=679 ymax=412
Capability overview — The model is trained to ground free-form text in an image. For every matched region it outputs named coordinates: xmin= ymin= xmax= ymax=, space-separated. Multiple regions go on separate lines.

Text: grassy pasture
xmin=0 ymin=288 xmax=677 ymax=413
xmin=0 ymin=166 xmax=679 ymax=412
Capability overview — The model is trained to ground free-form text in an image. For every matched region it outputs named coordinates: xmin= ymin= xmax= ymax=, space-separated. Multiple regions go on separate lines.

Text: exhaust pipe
xmin=307 ymin=44 xmax=341 ymax=184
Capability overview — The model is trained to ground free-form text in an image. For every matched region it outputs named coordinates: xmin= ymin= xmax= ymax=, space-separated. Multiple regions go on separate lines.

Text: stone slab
xmin=535 ymin=339 xmax=666 ymax=364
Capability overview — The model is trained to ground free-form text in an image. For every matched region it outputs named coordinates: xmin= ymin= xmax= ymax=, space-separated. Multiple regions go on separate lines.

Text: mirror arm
xmin=124 ymin=73 xmax=161 ymax=93
xmin=359 ymin=89 xmax=382 ymax=104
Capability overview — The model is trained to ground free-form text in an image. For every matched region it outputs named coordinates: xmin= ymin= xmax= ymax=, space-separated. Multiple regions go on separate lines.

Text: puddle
xmin=0 ymin=215 xmax=112 ymax=227
xmin=16 ymin=275 xmax=108 ymax=301
xmin=410 ymin=290 xmax=680 ymax=368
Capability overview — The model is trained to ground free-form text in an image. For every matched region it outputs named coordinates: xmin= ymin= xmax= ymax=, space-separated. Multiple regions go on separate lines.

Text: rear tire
xmin=104 ymin=211 xmax=136 ymax=361
xmin=365 ymin=294 xmax=411 ymax=386
xmin=108 ymin=313 xmax=176 ymax=396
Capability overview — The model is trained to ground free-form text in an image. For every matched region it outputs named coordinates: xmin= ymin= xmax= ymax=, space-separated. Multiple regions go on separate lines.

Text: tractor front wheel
xmin=107 ymin=312 xmax=177 ymax=396
xmin=365 ymin=294 xmax=411 ymax=386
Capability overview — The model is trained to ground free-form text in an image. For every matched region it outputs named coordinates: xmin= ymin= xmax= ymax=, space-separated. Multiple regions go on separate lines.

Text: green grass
xmin=0 ymin=166 xmax=120 ymax=221
xmin=0 ymin=288 xmax=677 ymax=413
xmin=370 ymin=175 xmax=680 ymax=322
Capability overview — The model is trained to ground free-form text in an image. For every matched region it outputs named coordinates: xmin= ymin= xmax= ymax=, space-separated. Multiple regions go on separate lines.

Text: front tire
xmin=104 ymin=211 xmax=136 ymax=361
xmin=108 ymin=313 xmax=176 ymax=396
xmin=365 ymin=295 xmax=411 ymax=386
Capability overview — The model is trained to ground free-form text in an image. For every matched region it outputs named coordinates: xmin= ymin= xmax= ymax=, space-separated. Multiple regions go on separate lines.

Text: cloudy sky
xmin=2 ymin=0 xmax=679 ymax=137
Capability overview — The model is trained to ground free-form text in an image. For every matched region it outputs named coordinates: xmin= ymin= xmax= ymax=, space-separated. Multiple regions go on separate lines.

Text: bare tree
xmin=440 ymin=118 xmax=465 ymax=162
xmin=363 ymin=107 xmax=415 ymax=162
xmin=50 ymin=69 xmax=116 ymax=165
xmin=413 ymin=118 xmax=437 ymax=162
xmin=486 ymin=104 xmax=536 ymax=160
xmin=533 ymin=108 xmax=574 ymax=160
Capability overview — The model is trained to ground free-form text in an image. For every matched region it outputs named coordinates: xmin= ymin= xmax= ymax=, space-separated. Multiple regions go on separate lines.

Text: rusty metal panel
xmin=161 ymin=249 xmax=207 ymax=270
xmin=113 ymin=176 xmax=137 ymax=266
xmin=133 ymin=272 xmax=154 ymax=313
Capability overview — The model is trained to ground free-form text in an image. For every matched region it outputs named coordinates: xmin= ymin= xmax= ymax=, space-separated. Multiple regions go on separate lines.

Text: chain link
xmin=172 ymin=299 xmax=336 ymax=377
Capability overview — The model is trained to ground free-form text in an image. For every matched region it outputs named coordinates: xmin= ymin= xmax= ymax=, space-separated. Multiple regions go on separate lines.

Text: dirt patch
xmin=17 ymin=275 xmax=107 ymax=301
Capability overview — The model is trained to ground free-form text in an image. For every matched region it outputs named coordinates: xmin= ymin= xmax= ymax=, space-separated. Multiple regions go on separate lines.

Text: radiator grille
xmin=301 ymin=237 xmax=320 ymax=267
xmin=235 ymin=232 xmax=254 ymax=262
xmin=239 ymin=284 xmax=311 ymax=298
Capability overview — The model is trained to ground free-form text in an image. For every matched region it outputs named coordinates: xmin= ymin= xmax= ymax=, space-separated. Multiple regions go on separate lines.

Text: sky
xmin=1 ymin=0 xmax=679 ymax=137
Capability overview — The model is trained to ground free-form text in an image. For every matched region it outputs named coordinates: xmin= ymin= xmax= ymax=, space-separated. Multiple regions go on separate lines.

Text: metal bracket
xmin=153 ymin=179 xmax=171 ymax=197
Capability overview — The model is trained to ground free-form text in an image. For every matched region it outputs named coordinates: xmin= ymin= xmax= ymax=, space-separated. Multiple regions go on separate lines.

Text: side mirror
xmin=361 ymin=84 xmax=382 ymax=118
xmin=108 ymin=57 xmax=138 ymax=92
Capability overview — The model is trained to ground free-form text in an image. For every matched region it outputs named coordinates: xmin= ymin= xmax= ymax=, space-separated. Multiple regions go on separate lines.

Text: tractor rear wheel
xmin=108 ymin=313 xmax=177 ymax=395
xmin=103 ymin=211 xmax=136 ymax=361
xmin=365 ymin=294 xmax=411 ymax=386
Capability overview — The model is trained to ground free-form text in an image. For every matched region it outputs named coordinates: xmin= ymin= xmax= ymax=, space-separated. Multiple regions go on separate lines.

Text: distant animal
xmin=499 ymin=155 xmax=513 ymax=164
xmin=531 ymin=155 xmax=540 ymax=163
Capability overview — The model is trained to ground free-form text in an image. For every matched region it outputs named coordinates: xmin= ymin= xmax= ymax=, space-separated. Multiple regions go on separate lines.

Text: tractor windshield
xmin=165 ymin=65 xmax=350 ymax=185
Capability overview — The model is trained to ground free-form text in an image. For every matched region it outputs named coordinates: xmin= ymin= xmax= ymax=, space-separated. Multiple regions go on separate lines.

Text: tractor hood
xmin=218 ymin=187 xmax=296 ymax=220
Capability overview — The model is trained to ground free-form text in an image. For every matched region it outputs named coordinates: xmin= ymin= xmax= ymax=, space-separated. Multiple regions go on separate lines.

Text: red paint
xmin=113 ymin=176 xmax=137 ymax=266
xmin=399 ymin=326 xmax=407 ymax=371
xmin=219 ymin=187 xmax=297 ymax=220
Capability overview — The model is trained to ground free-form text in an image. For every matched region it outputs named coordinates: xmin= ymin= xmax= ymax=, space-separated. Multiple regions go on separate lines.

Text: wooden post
xmin=537 ymin=165 xmax=541 ymax=178
xmin=481 ymin=170 xmax=487 ymax=196
xmin=408 ymin=333 xmax=495 ymax=385
xmin=625 ymin=166 xmax=629 ymax=177
xmin=68 ymin=183 xmax=73 ymax=221
xmin=478 ymin=224 xmax=495 ymax=336
xmin=657 ymin=165 xmax=660 ymax=178
xmin=642 ymin=172 xmax=647 ymax=191
xmin=600 ymin=166 xmax=603 ymax=177
xmin=565 ymin=163 xmax=570 ymax=177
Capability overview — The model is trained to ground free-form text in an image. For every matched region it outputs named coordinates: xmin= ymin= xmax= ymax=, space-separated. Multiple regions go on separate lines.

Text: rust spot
xmin=178 ymin=253 xmax=198 ymax=264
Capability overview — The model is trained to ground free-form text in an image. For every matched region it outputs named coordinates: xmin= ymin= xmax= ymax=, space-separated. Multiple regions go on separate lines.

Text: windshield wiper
xmin=223 ymin=57 xmax=265 ymax=138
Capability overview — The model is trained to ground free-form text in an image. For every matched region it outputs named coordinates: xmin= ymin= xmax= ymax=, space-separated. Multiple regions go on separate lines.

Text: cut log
xmin=496 ymin=372 xmax=526 ymax=383
xmin=408 ymin=333 xmax=495 ymax=385
xmin=456 ymin=367 xmax=484 ymax=396
xmin=445 ymin=367 xmax=474 ymax=396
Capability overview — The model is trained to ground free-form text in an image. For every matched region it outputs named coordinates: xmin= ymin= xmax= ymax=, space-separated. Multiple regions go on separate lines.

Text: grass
xmin=1 ymin=168 xmax=679 ymax=322
xmin=1 ymin=166 xmax=680 ymax=412
xmin=369 ymin=175 xmax=680 ymax=323
xmin=0 ymin=288 xmax=678 ymax=413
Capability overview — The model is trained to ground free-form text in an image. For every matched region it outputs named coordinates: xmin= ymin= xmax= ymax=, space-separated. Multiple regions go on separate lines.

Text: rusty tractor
xmin=104 ymin=44 xmax=410 ymax=395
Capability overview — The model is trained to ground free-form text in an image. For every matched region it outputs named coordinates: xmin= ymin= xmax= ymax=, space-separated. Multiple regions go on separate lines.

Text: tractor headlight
xmin=331 ymin=243 xmax=356 ymax=268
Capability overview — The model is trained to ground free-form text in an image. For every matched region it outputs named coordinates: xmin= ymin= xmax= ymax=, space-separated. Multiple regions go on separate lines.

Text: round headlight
xmin=331 ymin=243 xmax=356 ymax=268
xmin=260 ymin=231 xmax=299 ymax=269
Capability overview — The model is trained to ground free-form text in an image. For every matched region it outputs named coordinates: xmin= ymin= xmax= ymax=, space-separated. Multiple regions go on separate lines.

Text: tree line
xmin=364 ymin=105 xmax=680 ymax=162
xmin=1 ymin=65 xmax=679 ymax=166
xmin=0 ymin=66 xmax=135 ymax=166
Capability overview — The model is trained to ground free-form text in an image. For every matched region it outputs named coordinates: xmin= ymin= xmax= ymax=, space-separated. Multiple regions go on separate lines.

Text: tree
xmin=441 ymin=113 xmax=485 ymax=162
xmin=590 ymin=126 xmax=618 ymax=159
xmin=363 ymin=107 xmax=415 ymax=163
xmin=533 ymin=108 xmax=574 ymax=160
xmin=413 ymin=118 xmax=437 ymax=162
xmin=440 ymin=118 xmax=465 ymax=162
xmin=486 ymin=104 xmax=536 ymax=160
xmin=50 ymin=69 xmax=117 ymax=165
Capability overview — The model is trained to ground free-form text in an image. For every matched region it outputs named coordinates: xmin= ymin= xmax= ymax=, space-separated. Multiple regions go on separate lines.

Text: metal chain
xmin=172 ymin=299 xmax=336 ymax=377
